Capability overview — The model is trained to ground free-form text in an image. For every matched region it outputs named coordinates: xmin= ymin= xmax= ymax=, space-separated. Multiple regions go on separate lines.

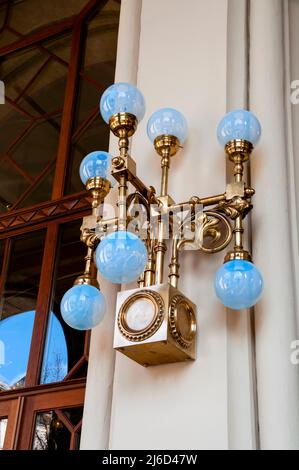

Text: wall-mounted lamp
xmin=60 ymin=82 xmax=263 ymax=366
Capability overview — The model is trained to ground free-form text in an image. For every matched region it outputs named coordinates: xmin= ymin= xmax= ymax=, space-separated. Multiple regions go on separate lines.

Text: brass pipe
xmin=74 ymin=245 xmax=99 ymax=288
xmin=138 ymin=272 xmax=145 ymax=288
xmin=169 ymin=187 xmax=254 ymax=213
xmin=232 ymin=155 xmax=244 ymax=253
xmin=168 ymin=236 xmax=180 ymax=288
xmin=98 ymin=217 xmax=118 ymax=229
xmin=118 ymin=129 xmax=129 ymax=159
xmin=233 ymin=155 xmax=244 ymax=183
xmin=169 ymin=194 xmax=226 ymax=212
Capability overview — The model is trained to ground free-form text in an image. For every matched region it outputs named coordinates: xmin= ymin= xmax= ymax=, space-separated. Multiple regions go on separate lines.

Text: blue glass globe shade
xmin=79 ymin=151 xmax=112 ymax=185
xmin=100 ymin=82 xmax=146 ymax=123
xmin=214 ymin=260 xmax=263 ymax=310
xmin=147 ymin=107 xmax=188 ymax=144
xmin=60 ymin=284 xmax=106 ymax=330
xmin=217 ymin=109 xmax=261 ymax=147
xmin=95 ymin=230 xmax=148 ymax=284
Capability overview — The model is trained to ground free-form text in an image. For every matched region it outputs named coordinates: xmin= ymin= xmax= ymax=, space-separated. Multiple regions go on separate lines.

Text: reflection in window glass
xmin=40 ymin=220 xmax=86 ymax=384
xmin=0 ymin=230 xmax=45 ymax=389
xmin=0 ymin=418 xmax=7 ymax=450
xmin=32 ymin=411 xmax=70 ymax=450
xmin=40 ymin=312 xmax=68 ymax=384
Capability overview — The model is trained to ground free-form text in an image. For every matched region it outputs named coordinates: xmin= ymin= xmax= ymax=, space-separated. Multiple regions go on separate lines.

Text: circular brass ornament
xmin=118 ymin=290 xmax=165 ymax=342
xmin=169 ymin=295 xmax=197 ymax=349
xmin=224 ymin=249 xmax=252 ymax=263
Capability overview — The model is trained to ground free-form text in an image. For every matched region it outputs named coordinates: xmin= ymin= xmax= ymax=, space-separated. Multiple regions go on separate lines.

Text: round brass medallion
xmin=118 ymin=290 xmax=165 ymax=342
xmin=169 ymin=295 xmax=197 ymax=349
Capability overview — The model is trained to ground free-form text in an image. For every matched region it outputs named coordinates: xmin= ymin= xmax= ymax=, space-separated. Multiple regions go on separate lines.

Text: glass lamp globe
xmin=99 ymin=82 xmax=146 ymax=124
xmin=214 ymin=259 xmax=263 ymax=310
xmin=147 ymin=107 xmax=188 ymax=143
xmin=217 ymin=109 xmax=261 ymax=147
xmin=60 ymin=284 xmax=106 ymax=330
xmin=95 ymin=230 xmax=147 ymax=284
xmin=79 ymin=151 xmax=112 ymax=185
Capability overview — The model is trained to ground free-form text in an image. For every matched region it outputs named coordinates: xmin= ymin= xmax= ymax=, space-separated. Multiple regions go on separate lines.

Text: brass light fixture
xmin=60 ymin=83 xmax=263 ymax=367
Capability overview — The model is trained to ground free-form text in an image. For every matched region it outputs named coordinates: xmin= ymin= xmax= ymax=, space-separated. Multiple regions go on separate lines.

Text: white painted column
xmin=109 ymin=0 xmax=231 ymax=450
xmin=287 ymin=0 xmax=299 ymax=323
xmin=80 ymin=0 xmax=142 ymax=450
xmin=250 ymin=0 xmax=299 ymax=450
xmin=226 ymin=0 xmax=257 ymax=450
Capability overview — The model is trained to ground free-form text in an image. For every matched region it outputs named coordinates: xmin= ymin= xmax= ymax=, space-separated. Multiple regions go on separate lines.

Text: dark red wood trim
xmin=0 ymin=238 xmax=11 ymax=295
xmin=51 ymin=23 xmax=84 ymax=199
xmin=0 ymin=378 xmax=86 ymax=401
xmin=0 ymin=16 xmax=76 ymax=57
xmin=0 ymin=191 xmax=90 ymax=236
xmin=10 ymin=158 xmax=56 ymax=210
xmin=3 ymin=154 xmax=33 ymax=183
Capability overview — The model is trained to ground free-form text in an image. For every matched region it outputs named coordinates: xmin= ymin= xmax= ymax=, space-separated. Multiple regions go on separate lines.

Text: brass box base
xmin=113 ymin=284 xmax=197 ymax=367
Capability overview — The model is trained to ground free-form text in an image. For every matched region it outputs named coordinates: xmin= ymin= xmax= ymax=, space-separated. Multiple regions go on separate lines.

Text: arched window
xmin=0 ymin=0 xmax=120 ymax=450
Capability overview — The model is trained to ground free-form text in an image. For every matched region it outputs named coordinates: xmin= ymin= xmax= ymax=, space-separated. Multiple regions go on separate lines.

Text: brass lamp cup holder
xmin=154 ymin=135 xmax=181 ymax=157
xmin=225 ymin=139 xmax=253 ymax=162
xmin=109 ymin=112 xmax=138 ymax=138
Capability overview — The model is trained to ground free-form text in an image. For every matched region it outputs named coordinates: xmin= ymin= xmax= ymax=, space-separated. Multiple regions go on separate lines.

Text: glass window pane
xmin=1 ymin=48 xmax=49 ymax=103
xmin=0 ymin=45 xmax=64 ymax=210
xmin=18 ymin=166 xmax=55 ymax=209
xmin=65 ymin=0 xmax=120 ymax=195
xmin=40 ymin=220 xmax=86 ymax=384
xmin=0 ymin=230 xmax=46 ymax=390
xmin=42 ymin=32 xmax=73 ymax=64
xmin=0 ymin=418 xmax=8 ymax=450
